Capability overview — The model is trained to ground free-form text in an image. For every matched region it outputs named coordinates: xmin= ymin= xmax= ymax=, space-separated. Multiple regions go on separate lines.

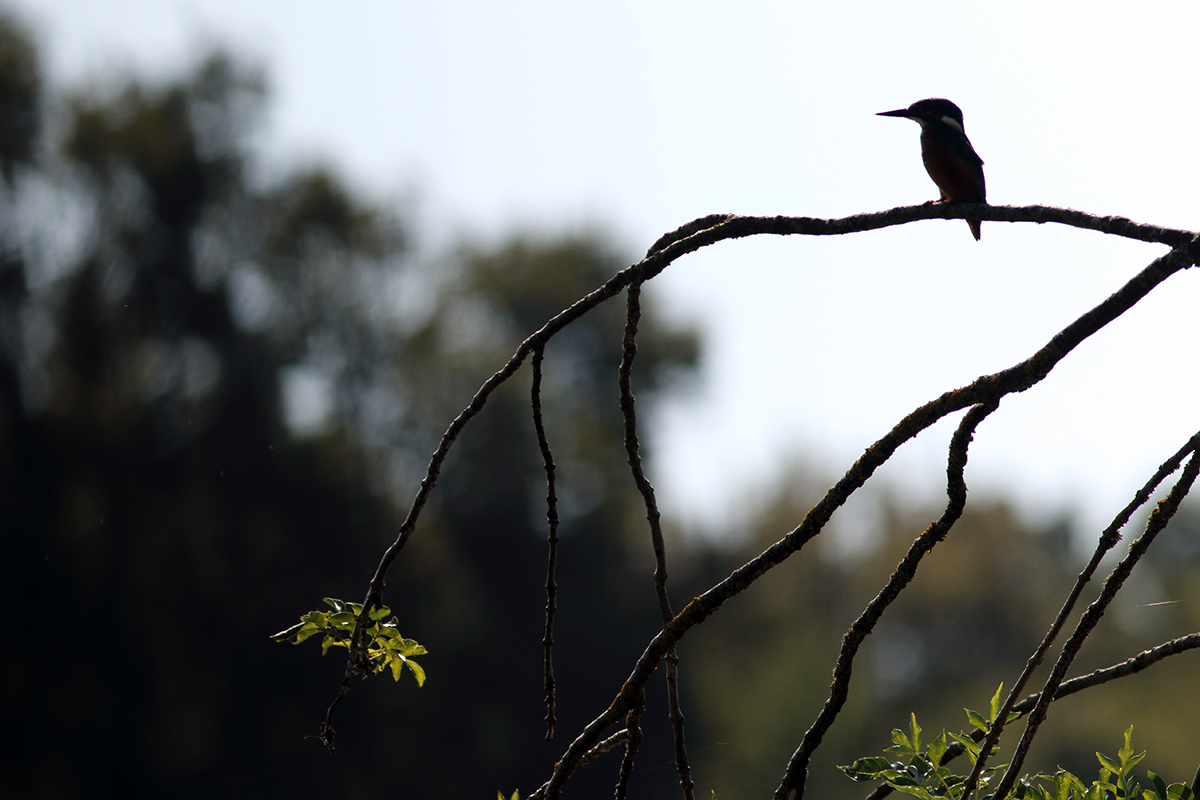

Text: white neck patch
xmin=941 ymin=115 xmax=964 ymax=134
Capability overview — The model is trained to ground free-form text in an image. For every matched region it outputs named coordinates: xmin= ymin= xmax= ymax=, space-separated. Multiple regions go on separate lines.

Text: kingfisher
xmin=877 ymin=98 xmax=987 ymax=240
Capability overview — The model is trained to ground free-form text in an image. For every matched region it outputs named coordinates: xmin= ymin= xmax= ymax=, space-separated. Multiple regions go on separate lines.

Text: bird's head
xmin=877 ymin=98 xmax=966 ymax=134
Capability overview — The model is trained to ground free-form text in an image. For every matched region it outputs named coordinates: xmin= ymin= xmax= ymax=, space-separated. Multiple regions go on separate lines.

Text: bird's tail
xmin=967 ymin=217 xmax=982 ymax=241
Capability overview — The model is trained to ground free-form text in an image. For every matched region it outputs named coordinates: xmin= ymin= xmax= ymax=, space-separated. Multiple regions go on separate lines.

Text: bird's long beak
xmin=876 ymin=108 xmax=913 ymax=118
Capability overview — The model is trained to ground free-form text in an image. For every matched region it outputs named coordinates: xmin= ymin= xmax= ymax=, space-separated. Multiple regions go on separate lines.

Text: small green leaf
xmin=1118 ymin=727 xmax=1134 ymax=765
xmin=407 ymin=659 xmax=426 ymax=687
xmin=293 ymin=623 xmax=322 ymax=644
xmin=399 ymin=639 xmax=427 ymax=656
xmin=1166 ymin=784 xmax=1195 ymax=800
xmin=966 ymin=708 xmax=990 ymax=733
xmin=269 ymin=622 xmax=305 ymax=641
xmin=1149 ymin=772 xmax=1168 ymax=800
xmin=390 ymin=655 xmax=403 ymax=681
xmin=1097 ymin=754 xmax=1121 ymax=775
xmin=893 ymin=785 xmax=937 ymax=800
xmin=948 ymin=732 xmax=981 ymax=763
xmin=841 ymin=757 xmax=893 ymax=780
xmin=990 ymin=684 xmax=1004 ymax=723
xmin=927 ymin=733 xmax=948 ymax=768
xmin=369 ymin=605 xmax=391 ymax=621
xmin=1060 ymin=772 xmax=1089 ymax=800
xmin=328 ymin=611 xmax=357 ymax=626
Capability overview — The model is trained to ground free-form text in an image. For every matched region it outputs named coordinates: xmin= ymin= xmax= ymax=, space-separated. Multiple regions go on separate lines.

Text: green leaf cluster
xmin=271 ymin=598 xmax=427 ymax=686
xmin=841 ymin=685 xmax=1012 ymax=800
xmin=840 ymin=713 xmax=1003 ymax=800
xmin=1012 ymin=726 xmax=1193 ymax=800
xmin=840 ymin=687 xmax=1193 ymax=800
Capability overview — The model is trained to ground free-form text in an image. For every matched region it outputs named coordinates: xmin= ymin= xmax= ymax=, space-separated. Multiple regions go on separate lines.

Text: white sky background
xmin=12 ymin=0 xmax=1200 ymax=543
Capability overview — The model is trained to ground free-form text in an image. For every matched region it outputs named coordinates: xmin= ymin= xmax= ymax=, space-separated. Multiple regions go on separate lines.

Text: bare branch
xmin=619 ymin=281 xmax=695 ymax=800
xmin=991 ymin=450 xmax=1200 ymax=799
xmin=774 ymin=400 xmax=999 ymax=800
xmin=648 ymin=205 xmax=1194 ymax=252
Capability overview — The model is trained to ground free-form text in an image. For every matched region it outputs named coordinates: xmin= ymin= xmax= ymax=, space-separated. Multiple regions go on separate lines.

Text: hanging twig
xmin=619 ymin=280 xmax=695 ymax=800
xmin=614 ymin=690 xmax=646 ymax=800
xmin=531 ymin=345 xmax=561 ymax=741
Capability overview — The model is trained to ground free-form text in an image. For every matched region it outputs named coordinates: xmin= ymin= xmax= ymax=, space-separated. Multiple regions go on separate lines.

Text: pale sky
xmin=11 ymin=0 xmax=1200 ymax=543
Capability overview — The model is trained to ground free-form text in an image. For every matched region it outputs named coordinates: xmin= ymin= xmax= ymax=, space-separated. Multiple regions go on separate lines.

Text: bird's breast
xmin=919 ymin=127 xmax=986 ymax=203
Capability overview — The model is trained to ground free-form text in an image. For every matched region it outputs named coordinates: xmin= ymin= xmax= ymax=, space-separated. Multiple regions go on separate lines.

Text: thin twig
xmin=615 ymin=690 xmax=646 ymax=800
xmin=990 ymin=451 xmax=1200 ymax=800
xmin=582 ymin=730 xmax=631 ymax=767
xmin=618 ymin=281 xmax=695 ymax=799
xmin=531 ymin=345 xmax=560 ymax=741
xmin=773 ymin=400 xmax=999 ymax=800
xmin=530 ymin=733 xmax=633 ymax=800
xmin=1043 ymin=631 xmax=1200 ymax=703
xmin=962 ymin=430 xmax=1200 ymax=798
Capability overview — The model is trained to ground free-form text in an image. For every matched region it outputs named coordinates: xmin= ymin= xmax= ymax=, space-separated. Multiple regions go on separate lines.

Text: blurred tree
xmin=0 ymin=12 xmax=698 ymax=799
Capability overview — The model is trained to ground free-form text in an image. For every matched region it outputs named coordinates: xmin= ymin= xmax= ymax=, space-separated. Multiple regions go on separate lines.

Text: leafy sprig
xmin=841 ymin=688 xmax=1192 ymax=800
xmin=271 ymin=597 xmax=427 ymax=686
